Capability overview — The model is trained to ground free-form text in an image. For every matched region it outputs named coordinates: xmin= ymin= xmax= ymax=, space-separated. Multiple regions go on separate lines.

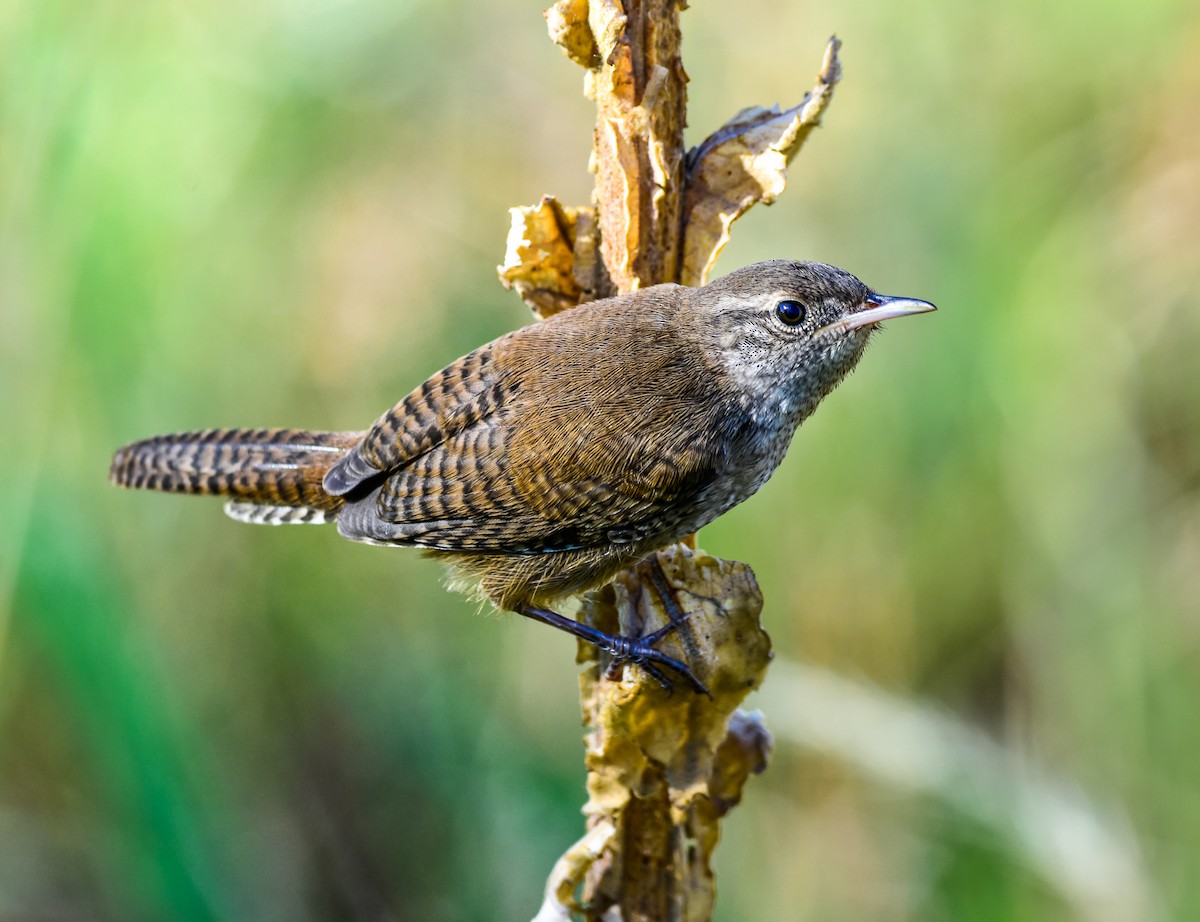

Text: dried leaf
xmin=545 ymin=0 xmax=599 ymax=69
xmin=497 ymin=195 xmax=584 ymax=317
xmin=566 ymin=544 xmax=773 ymax=917
xmin=580 ymin=546 xmax=772 ymax=810
xmin=531 ymin=820 xmax=617 ymax=922
xmin=681 ymin=36 xmax=842 ymax=286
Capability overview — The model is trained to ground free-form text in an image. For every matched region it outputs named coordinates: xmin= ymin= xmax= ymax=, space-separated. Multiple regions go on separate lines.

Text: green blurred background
xmin=3 ymin=0 xmax=1199 ymax=919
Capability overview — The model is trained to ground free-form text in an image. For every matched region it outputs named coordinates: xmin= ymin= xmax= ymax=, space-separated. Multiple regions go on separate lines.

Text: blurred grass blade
xmin=757 ymin=658 xmax=1164 ymax=922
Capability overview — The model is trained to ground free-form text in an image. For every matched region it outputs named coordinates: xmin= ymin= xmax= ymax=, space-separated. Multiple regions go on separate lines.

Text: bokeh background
xmin=3 ymin=0 xmax=1199 ymax=919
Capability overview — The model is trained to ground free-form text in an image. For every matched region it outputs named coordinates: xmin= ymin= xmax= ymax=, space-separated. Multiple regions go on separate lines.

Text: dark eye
xmin=775 ymin=299 xmax=807 ymax=326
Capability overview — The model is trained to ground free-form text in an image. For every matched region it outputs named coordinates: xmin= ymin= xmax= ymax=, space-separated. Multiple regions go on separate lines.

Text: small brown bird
xmin=111 ymin=260 xmax=934 ymax=690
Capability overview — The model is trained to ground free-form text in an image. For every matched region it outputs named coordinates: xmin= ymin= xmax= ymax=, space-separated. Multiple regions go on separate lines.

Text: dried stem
xmin=509 ymin=4 xmax=843 ymax=919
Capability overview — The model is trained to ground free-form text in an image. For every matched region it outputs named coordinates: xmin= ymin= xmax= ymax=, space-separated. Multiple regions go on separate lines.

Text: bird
xmin=110 ymin=259 xmax=935 ymax=692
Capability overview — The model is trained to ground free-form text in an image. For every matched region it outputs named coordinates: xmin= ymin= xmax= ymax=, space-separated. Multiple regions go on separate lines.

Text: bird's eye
xmin=775 ymin=300 xmax=807 ymax=326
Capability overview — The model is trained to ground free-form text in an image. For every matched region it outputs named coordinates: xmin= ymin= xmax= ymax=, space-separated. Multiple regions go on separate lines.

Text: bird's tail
xmin=109 ymin=428 xmax=364 ymax=525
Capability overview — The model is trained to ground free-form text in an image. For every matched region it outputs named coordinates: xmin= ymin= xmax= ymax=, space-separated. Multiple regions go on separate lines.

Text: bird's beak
xmin=817 ymin=294 xmax=937 ymax=336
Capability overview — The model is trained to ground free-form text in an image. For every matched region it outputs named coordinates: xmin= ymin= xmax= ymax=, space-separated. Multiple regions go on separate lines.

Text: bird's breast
xmin=663 ymin=416 xmax=796 ymax=539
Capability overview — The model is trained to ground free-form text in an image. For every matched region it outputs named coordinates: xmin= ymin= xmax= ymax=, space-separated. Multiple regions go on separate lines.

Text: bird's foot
xmin=599 ymin=616 xmax=712 ymax=697
xmin=516 ymin=602 xmax=710 ymax=697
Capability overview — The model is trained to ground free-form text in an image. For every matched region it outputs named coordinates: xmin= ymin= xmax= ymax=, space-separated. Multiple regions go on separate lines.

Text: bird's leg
xmin=634 ymin=554 xmax=715 ymax=696
xmin=515 ymin=602 xmax=710 ymax=696
xmin=645 ymin=554 xmax=687 ymax=628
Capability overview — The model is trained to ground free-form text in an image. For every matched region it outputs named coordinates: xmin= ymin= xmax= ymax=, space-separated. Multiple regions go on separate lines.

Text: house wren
xmin=111 ymin=260 xmax=934 ymax=691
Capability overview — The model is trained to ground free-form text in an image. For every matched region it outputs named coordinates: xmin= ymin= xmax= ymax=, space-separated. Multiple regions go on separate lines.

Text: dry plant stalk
xmin=500 ymin=3 xmax=843 ymax=919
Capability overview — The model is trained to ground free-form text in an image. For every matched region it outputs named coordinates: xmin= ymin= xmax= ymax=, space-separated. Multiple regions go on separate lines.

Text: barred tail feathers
xmin=109 ymin=428 xmax=363 ymax=523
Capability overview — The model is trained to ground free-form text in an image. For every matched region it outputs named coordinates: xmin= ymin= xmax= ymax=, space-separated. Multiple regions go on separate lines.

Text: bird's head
xmin=690 ymin=259 xmax=935 ymax=423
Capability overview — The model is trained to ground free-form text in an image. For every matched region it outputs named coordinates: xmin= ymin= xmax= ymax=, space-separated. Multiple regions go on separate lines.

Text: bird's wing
xmin=322 ymin=339 xmax=509 ymax=497
xmin=365 ymin=393 xmax=738 ymax=552
xmin=330 ymin=292 xmax=748 ymax=553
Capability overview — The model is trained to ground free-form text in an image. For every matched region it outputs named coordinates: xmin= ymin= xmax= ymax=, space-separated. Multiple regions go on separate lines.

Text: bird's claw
xmin=516 ymin=602 xmax=711 ymax=697
xmin=603 ymin=629 xmax=711 ymax=697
